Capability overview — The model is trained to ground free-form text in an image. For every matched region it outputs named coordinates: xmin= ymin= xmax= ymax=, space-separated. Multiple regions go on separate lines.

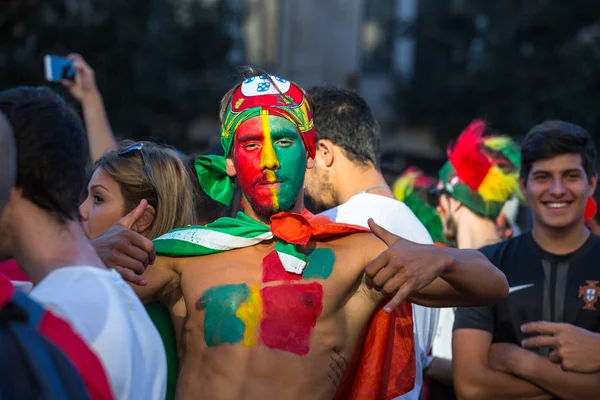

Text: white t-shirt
xmin=431 ymin=308 xmax=454 ymax=360
xmin=31 ymin=266 xmax=167 ymax=400
xmin=319 ymin=193 xmax=440 ymax=400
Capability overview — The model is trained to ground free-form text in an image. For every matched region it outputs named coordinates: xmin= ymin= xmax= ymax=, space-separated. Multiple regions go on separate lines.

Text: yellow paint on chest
xmin=235 ymin=283 xmax=263 ymax=347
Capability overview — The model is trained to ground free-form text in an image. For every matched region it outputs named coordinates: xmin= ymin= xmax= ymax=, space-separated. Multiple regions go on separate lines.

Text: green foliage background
xmin=402 ymin=0 xmax=600 ymax=146
xmin=0 ymin=0 xmax=238 ymax=151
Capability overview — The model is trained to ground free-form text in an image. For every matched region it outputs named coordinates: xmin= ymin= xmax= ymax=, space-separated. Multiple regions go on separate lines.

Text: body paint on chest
xmin=260 ymin=282 xmax=323 ymax=355
xmin=199 ymin=284 xmax=249 ymax=346
xmin=201 ymin=248 xmax=336 ymax=354
xmin=200 ymin=281 xmax=324 ymax=355
xmin=262 ymin=248 xmax=336 ymax=282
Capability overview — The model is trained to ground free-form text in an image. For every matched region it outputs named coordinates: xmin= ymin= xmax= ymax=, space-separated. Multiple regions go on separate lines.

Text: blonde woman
xmin=80 ymin=140 xmax=195 ymax=400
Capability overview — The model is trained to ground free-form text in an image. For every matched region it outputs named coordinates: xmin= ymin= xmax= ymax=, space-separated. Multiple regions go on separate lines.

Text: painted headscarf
xmin=392 ymin=167 xmax=448 ymax=245
xmin=195 ymin=75 xmax=316 ymax=206
xmin=438 ymin=119 xmax=523 ymax=219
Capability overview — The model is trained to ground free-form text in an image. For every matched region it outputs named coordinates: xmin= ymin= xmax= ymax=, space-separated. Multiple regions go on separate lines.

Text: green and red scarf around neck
xmin=154 ymin=209 xmax=367 ymax=274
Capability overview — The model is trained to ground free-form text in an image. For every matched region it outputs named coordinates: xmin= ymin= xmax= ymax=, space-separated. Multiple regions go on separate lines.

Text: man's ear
xmin=316 ymin=139 xmax=335 ymax=168
xmin=449 ymin=196 xmax=463 ymax=213
xmin=588 ymin=174 xmax=598 ymax=197
xmin=519 ymin=177 xmax=527 ymax=196
xmin=226 ymin=157 xmax=236 ymax=177
xmin=132 ymin=204 xmax=156 ymax=235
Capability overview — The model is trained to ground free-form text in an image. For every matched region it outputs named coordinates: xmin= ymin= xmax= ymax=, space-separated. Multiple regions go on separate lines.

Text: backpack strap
xmin=0 ymin=274 xmax=15 ymax=308
xmin=11 ymin=289 xmax=44 ymax=327
xmin=5 ymin=289 xmax=90 ymax=399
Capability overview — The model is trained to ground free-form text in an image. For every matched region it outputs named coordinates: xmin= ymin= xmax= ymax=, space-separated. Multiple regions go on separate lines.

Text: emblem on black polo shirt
xmin=578 ymin=280 xmax=600 ymax=310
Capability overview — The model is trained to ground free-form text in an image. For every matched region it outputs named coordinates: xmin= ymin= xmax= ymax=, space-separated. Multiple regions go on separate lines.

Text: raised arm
xmin=364 ymin=219 xmax=508 ymax=311
xmin=62 ymin=53 xmax=117 ymax=162
xmin=453 ymin=328 xmax=552 ymax=400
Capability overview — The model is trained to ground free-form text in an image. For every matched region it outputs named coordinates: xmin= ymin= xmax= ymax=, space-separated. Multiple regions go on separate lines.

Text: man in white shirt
xmin=304 ymin=85 xmax=439 ymax=400
xmin=0 ymin=86 xmax=166 ymax=400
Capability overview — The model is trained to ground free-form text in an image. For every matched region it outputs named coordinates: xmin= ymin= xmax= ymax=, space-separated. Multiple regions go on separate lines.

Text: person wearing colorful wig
xmin=454 ymin=120 xmax=600 ymax=399
xmin=112 ymin=68 xmax=508 ymax=400
xmin=392 ymin=167 xmax=449 ymax=246
xmin=423 ymin=120 xmax=524 ymax=399
xmin=433 ymin=119 xmax=524 ymax=249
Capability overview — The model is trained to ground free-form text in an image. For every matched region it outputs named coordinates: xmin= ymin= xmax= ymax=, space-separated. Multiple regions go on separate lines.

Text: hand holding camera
xmin=45 ymin=53 xmax=100 ymax=102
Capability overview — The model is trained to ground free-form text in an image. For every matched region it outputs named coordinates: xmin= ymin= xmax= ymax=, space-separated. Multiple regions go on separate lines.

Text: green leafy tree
xmin=0 ymin=0 xmax=237 ymax=150
xmin=402 ymin=1 xmax=600 ymax=146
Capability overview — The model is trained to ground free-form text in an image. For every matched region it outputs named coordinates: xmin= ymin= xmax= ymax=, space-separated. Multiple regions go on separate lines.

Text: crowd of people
xmin=0 ymin=54 xmax=599 ymax=400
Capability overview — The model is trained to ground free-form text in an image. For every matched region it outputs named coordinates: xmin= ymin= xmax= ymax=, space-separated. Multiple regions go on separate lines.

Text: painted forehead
xmin=234 ymin=116 xmax=301 ymax=141
xmin=220 ymin=74 xmax=316 ymax=158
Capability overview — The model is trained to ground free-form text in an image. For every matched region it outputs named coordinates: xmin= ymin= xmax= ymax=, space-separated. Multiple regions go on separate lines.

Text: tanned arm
xmin=503 ymin=343 xmax=600 ymax=400
xmin=522 ymin=321 xmax=600 ymax=373
xmin=132 ymin=255 xmax=180 ymax=305
xmin=80 ymin=91 xmax=117 ymax=162
xmin=453 ymin=329 xmax=552 ymax=400
xmin=62 ymin=53 xmax=117 ymax=162
xmin=405 ymin=247 xmax=508 ymax=308
xmin=424 ymin=357 xmax=453 ymax=386
xmin=364 ymin=220 xmax=508 ymax=311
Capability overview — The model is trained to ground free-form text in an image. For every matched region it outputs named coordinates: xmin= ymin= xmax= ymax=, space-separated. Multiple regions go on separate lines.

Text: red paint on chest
xmin=262 ymin=250 xmax=302 ymax=283
xmin=259 ymin=282 xmax=323 ymax=355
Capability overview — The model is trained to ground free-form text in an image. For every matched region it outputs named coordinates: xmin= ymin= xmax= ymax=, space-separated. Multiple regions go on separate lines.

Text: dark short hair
xmin=0 ymin=87 xmax=89 ymax=224
xmin=521 ymin=120 xmax=597 ymax=180
xmin=307 ymin=85 xmax=380 ymax=167
xmin=0 ymin=113 xmax=16 ymax=212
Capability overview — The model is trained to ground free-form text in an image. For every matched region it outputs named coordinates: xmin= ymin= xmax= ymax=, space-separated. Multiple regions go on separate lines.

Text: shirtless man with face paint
xmin=124 ymin=70 xmax=509 ymax=400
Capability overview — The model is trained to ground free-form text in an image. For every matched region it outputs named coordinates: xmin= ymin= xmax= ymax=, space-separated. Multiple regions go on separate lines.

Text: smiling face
xmin=522 ymin=153 xmax=597 ymax=231
xmin=229 ymin=115 xmax=307 ymax=217
xmin=79 ymin=168 xmax=126 ymax=239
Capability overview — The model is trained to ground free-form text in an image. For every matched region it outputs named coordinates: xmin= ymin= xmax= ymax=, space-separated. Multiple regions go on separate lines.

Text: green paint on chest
xmin=200 ymin=284 xmax=249 ymax=346
xmin=303 ymin=248 xmax=336 ymax=279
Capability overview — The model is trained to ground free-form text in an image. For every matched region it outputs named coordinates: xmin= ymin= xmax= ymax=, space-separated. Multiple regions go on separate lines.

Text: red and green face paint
xmin=233 ymin=114 xmax=307 ymax=217
xmin=199 ymin=247 xmax=335 ymax=355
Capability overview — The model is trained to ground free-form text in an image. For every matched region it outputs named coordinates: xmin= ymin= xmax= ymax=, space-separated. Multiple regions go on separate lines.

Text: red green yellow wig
xmin=439 ymin=120 xmax=523 ymax=219
xmin=393 ymin=167 xmax=447 ymax=244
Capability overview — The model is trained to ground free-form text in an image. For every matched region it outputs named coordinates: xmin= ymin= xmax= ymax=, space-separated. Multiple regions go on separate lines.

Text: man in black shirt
xmin=453 ymin=120 xmax=600 ymax=399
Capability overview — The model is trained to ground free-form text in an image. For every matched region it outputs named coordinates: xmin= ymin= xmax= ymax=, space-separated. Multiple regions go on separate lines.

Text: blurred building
xmin=241 ymin=0 xmax=445 ymax=176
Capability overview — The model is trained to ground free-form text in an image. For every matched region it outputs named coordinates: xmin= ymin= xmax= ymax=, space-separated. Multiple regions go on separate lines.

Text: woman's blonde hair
xmin=95 ymin=140 xmax=196 ymax=240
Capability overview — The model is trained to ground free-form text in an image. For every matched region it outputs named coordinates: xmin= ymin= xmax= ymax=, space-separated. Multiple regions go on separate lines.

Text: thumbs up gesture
xmin=365 ymin=218 xmax=451 ymax=313
xmin=90 ymin=200 xmax=156 ymax=286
